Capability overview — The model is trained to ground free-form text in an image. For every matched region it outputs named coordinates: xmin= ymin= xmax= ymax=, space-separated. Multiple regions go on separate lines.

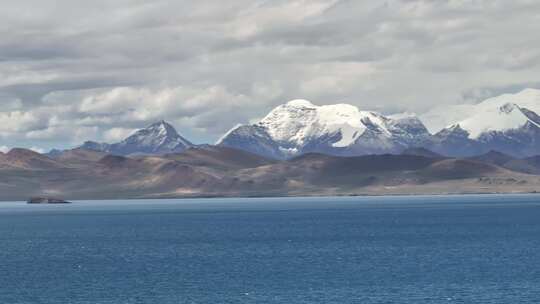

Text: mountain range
xmin=2 ymin=88 xmax=540 ymax=200
xmin=217 ymin=99 xmax=432 ymax=158
xmin=218 ymin=89 xmax=540 ymax=158
xmin=49 ymin=88 xmax=540 ymax=160
xmin=428 ymin=89 xmax=540 ymax=157
xmin=2 ymin=145 xmax=540 ymax=201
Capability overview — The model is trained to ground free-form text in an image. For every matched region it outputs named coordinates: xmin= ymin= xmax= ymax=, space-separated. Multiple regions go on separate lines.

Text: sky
xmin=1 ymin=0 xmax=540 ymax=152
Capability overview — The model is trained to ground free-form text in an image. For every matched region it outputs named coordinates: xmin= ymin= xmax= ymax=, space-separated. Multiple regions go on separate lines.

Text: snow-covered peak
xmin=479 ymin=88 xmax=540 ymax=114
xmin=147 ymin=120 xmax=175 ymax=133
xmin=420 ymin=88 xmax=540 ymax=134
xmin=79 ymin=120 xmax=194 ymax=155
xmin=218 ymin=98 xmax=436 ymax=158
xmin=146 ymin=120 xmax=178 ymax=138
xmin=454 ymin=102 xmax=537 ymax=139
xmin=285 ymin=99 xmax=316 ymax=108
xmin=259 ymin=100 xmax=379 ymax=147
xmin=123 ymin=120 xmax=185 ymax=147
xmin=387 ymin=112 xmax=426 ymax=129
xmin=218 ymin=99 xmax=433 ymax=158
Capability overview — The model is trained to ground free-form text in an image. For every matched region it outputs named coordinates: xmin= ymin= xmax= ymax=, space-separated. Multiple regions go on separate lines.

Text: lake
xmin=1 ymin=195 xmax=539 ymax=303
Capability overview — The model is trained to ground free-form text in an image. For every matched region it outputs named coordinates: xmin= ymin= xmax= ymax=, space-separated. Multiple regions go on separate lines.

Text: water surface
xmin=1 ymin=195 xmax=539 ymax=303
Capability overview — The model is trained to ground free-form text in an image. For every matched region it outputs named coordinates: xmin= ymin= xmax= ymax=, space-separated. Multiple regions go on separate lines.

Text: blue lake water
xmin=1 ymin=195 xmax=540 ymax=303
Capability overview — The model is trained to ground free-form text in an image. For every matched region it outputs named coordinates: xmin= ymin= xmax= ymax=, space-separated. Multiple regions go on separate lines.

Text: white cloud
xmin=0 ymin=111 xmax=46 ymax=134
xmin=0 ymin=146 xmax=9 ymax=153
xmin=299 ymin=62 xmax=376 ymax=98
xmin=0 ymin=0 xmax=539 ymax=150
xmin=229 ymin=0 xmax=339 ymax=39
xmin=25 ymin=125 xmax=100 ymax=143
xmin=251 ymin=81 xmax=284 ymax=101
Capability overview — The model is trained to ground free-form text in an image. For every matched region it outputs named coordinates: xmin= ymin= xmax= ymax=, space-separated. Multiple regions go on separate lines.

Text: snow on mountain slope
xmin=387 ymin=112 xmax=432 ymax=144
xmin=215 ymin=124 xmax=283 ymax=159
xmin=479 ymin=88 xmax=540 ymax=114
xmin=258 ymin=99 xmax=380 ymax=148
xmin=433 ymin=88 xmax=540 ymax=140
xmin=420 ymin=104 xmax=476 ymax=134
xmin=421 ymin=88 xmax=540 ymax=134
xmin=458 ymin=103 xmax=539 ymax=139
xmin=218 ymin=100 xmax=431 ymax=158
xmin=119 ymin=120 xmax=192 ymax=153
xmin=80 ymin=121 xmax=193 ymax=155
xmin=429 ymin=89 xmax=540 ymax=157
xmin=219 ymin=90 xmax=540 ymax=159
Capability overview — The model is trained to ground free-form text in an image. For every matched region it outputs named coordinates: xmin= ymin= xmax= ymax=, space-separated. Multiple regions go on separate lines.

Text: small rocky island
xmin=27 ymin=197 xmax=72 ymax=204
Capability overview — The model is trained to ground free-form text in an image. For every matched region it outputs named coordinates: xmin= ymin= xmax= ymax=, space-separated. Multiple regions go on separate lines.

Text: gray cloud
xmin=0 ymin=0 xmax=539 ymax=151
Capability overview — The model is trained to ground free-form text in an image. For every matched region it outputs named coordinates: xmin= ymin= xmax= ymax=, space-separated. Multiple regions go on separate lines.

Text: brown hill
xmin=2 ymin=148 xmax=65 ymax=170
xmin=503 ymin=155 xmax=540 ymax=175
xmin=0 ymin=147 xmax=539 ymax=200
xmin=53 ymin=148 xmax=108 ymax=168
xmin=418 ymin=159 xmax=502 ymax=180
xmin=164 ymin=146 xmax=275 ymax=170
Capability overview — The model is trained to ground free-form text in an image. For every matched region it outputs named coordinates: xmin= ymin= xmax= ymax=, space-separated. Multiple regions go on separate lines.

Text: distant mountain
xmin=421 ymin=88 xmax=540 ymax=134
xmin=218 ymin=100 xmax=431 ymax=159
xmin=80 ymin=120 xmax=193 ymax=156
xmin=218 ymin=90 xmax=540 ymax=159
xmin=430 ymin=98 xmax=540 ymax=157
xmin=42 ymin=88 xmax=540 ymax=159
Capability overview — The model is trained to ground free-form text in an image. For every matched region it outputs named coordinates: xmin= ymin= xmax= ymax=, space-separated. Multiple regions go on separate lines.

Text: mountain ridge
xmin=431 ymin=103 xmax=540 ymax=157
xmin=1 ymin=146 xmax=540 ymax=201
xmin=79 ymin=120 xmax=194 ymax=156
xmin=34 ymin=88 xmax=540 ymax=159
xmin=219 ymin=89 xmax=540 ymax=158
xmin=218 ymin=99 xmax=432 ymax=159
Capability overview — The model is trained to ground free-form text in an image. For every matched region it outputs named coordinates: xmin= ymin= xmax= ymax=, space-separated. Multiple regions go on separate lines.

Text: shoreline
xmin=2 ymin=191 xmax=540 ymax=203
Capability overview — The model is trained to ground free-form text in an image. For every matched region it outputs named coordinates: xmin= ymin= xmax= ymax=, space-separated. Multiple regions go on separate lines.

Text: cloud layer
xmin=1 ymin=0 xmax=539 ymax=150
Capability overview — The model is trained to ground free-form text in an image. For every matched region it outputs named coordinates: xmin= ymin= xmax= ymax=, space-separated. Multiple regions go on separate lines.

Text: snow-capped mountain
xmin=218 ymin=89 xmax=540 ymax=159
xmin=80 ymin=120 xmax=193 ymax=155
xmin=48 ymin=88 xmax=540 ymax=159
xmin=421 ymin=88 xmax=540 ymax=134
xmin=217 ymin=100 xmax=431 ymax=159
xmin=429 ymin=89 xmax=540 ymax=157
